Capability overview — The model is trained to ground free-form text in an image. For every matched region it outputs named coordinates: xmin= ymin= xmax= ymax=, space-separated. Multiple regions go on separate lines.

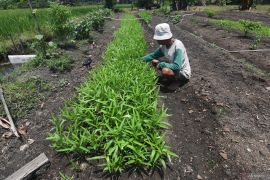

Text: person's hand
xmin=151 ymin=59 xmax=159 ymax=67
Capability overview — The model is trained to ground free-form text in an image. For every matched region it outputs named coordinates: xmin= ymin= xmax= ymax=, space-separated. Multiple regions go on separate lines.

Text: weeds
xmin=48 ymin=15 xmax=175 ymax=173
xmin=170 ymin=15 xmax=182 ymax=24
xmin=0 ymin=76 xmax=50 ymax=119
xmin=59 ymin=172 xmax=74 ymax=180
xmin=47 ymin=56 xmax=73 ymax=73
xmin=138 ymin=11 xmax=152 ymax=24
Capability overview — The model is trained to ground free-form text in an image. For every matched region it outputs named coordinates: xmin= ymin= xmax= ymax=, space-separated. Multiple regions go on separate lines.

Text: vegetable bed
xmin=48 ymin=14 xmax=175 ymax=173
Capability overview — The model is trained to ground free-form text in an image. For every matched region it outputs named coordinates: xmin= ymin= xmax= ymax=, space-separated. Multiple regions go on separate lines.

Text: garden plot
xmin=178 ymin=14 xmax=270 ymax=73
xmin=141 ymin=14 xmax=270 ymax=179
xmin=0 ymin=15 xmax=120 ymax=180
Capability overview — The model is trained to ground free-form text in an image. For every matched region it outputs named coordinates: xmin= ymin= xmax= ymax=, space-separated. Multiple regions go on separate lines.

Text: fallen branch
xmin=0 ymin=87 xmax=19 ymax=137
xmin=5 ymin=153 xmax=49 ymax=180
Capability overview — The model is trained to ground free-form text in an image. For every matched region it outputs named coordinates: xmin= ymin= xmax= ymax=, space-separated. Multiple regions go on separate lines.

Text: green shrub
xmin=239 ymin=19 xmax=263 ymax=36
xmin=49 ymin=3 xmax=72 ymax=38
xmin=47 ymin=56 xmax=73 ymax=73
xmin=26 ymin=55 xmax=46 ymax=68
xmin=70 ymin=9 xmax=111 ymax=40
xmin=31 ymin=34 xmax=47 ymax=58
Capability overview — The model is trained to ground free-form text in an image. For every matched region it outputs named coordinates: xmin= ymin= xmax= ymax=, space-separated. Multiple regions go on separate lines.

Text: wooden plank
xmin=5 ymin=153 xmax=49 ymax=180
xmin=0 ymin=87 xmax=19 ymax=137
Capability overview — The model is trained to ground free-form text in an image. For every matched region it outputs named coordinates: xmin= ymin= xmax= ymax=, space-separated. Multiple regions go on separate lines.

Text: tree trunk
xmin=241 ymin=0 xmax=253 ymax=10
xmin=178 ymin=0 xmax=188 ymax=10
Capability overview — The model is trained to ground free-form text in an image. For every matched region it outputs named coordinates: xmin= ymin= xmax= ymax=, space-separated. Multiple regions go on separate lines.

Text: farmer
xmin=143 ymin=23 xmax=191 ymax=87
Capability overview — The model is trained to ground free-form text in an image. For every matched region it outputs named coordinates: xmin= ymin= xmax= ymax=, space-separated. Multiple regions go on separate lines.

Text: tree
xmin=104 ymin=0 xmax=115 ymax=9
xmin=137 ymin=0 xmax=153 ymax=9
xmin=171 ymin=0 xmax=197 ymax=10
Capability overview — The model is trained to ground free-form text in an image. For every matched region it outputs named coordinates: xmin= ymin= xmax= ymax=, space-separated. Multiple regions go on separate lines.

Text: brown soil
xmin=0 ymin=17 xmax=121 ymax=180
xmin=180 ymin=14 xmax=270 ymax=73
xmin=139 ymin=14 xmax=270 ymax=179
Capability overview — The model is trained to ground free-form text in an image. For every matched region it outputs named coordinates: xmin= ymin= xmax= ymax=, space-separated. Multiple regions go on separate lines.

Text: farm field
xmin=0 ymin=5 xmax=270 ymax=180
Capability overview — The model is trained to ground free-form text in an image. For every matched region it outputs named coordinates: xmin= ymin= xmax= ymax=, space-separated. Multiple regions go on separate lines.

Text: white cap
xmin=153 ymin=23 xmax=173 ymax=40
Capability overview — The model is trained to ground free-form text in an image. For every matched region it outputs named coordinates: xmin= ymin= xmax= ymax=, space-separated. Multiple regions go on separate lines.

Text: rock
xmin=219 ymin=150 xmax=228 ymax=160
xmin=197 ymin=174 xmax=203 ymax=179
xmin=223 ymin=127 xmax=230 ymax=132
xmin=265 ymin=87 xmax=270 ymax=91
xmin=202 ymin=129 xmax=212 ymax=135
xmin=247 ymin=148 xmax=252 ymax=152
xmin=80 ymin=162 xmax=89 ymax=171
xmin=188 ymin=110 xmax=194 ymax=114
xmin=27 ymin=139 xmax=35 ymax=145
xmin=20 ymin=144 xmax=29 ymax=151
xmin=2 ymin=132 xmax=13 ymax=139
xmin=184 ymin=165 xmax=193 ymax=173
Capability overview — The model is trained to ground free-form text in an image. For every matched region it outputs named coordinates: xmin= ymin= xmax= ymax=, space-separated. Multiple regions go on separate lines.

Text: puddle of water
xmin=0 ymin=63 xmax=15 ymax=79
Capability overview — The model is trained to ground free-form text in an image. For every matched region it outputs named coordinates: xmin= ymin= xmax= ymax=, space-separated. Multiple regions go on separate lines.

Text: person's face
xmin=157 ymin=39 xmax=171 ymax=46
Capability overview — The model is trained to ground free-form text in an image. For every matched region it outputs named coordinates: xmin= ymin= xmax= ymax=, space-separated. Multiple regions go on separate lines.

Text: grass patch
xmin=209 ymin=18 xmax=270 ymax=37
xmin=0 ymin=76 xmax=50 ymax=119
xmin=138 ymin=11 xmax=152 ymax=23
xmin=48 ymin=14 xmax=175 ymax=173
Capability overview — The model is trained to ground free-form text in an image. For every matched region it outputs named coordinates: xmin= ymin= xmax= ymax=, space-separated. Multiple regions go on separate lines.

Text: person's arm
xmin=143 ymin=47 xmax=164 ymax=62
xmin=158 ymin=49 xmax=182 ymax=72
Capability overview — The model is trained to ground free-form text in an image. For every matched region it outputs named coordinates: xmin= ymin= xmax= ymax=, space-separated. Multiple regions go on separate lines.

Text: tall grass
xmin=48 ymin=14 xmax=175 ymax=173
xmin=0 ymin=5 xmax=102 ymax=41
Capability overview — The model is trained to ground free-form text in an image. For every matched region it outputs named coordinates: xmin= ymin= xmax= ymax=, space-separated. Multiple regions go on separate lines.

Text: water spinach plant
xmin=48 ymin=15 xmax=175 ymax=173
xmin=138 ymin=11 xmax=152 ymax=24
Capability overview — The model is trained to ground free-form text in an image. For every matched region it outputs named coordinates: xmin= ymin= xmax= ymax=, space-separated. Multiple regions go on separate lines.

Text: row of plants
xmin=138 ymin=10 xmax=152 ymax=24
xmin=48 ymin=14 xmax=175 ymax=173
xmin=209 ymin=18 xmax=270 ymax=49
xmin=209 ymin=19 xmax=270 ymax=37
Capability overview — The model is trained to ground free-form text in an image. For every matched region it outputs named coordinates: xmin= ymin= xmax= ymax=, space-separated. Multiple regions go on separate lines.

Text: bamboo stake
xmin=0 ymin=87 xmax=20 ymax=137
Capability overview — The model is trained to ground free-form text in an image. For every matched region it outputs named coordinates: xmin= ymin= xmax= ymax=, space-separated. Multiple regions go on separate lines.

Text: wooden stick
xmin=5 ymin=153 xmax=49 ymax=180
xmin=0 ymin=87 xmax=20 ymax=137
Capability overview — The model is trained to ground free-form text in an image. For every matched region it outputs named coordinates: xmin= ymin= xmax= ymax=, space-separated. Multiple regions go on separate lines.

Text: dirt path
xmin=140 ymin=15 xmax=270 ymax=179
xmin=0 ymin=16 xmax=121 ymax=180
